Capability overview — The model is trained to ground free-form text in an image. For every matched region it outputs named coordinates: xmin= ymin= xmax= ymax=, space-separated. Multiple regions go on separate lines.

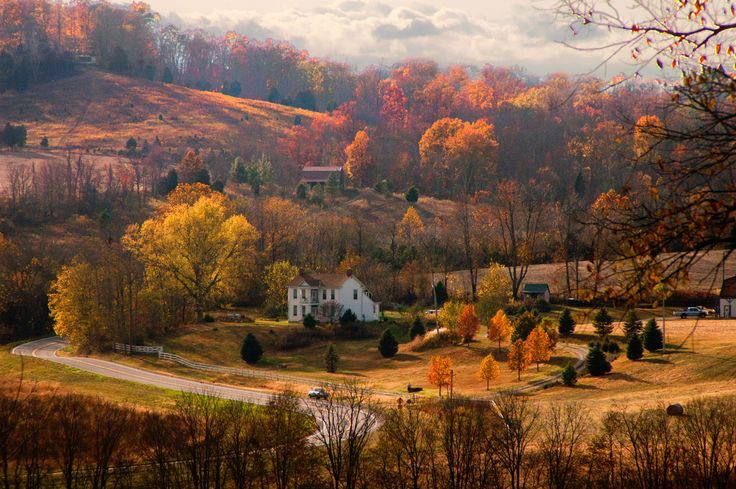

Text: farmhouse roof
xmin=720 ymin=276 xmax=736 ymax=298
xmin=288 ymin=271 xmax=352 ymax=288
xmin=522 ymin=283 xmax=550 ymax=294
xmin=300 ymin=166 xmax=343 ymax=183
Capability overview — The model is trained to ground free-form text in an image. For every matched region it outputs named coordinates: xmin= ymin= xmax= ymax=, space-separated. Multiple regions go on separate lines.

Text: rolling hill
xmin=0 ymin=69 xmax=316 ymax=152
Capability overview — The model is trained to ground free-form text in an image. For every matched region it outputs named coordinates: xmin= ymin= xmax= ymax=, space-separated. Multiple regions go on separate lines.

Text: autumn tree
xmin=438 ymin=300 xmax=463 ymax=334
xmin=263 ymin=260 xmax=299 ymax=315
xmin=418 ymin=117 xmax=498 ymax=196
xmin=488 ymin=310 xmax=512 ymax=351
xmin=178 ymin=150 xmax=207 ymax=184
xmin=476 ymin=263 xmax=512 ymax=320
xmin=124 ymin=194 xmax=258 ymax=321
xmin=427 ymin=355 xmax=452 ymax=397
xmin=344 ymin=129 xmax=375 ymax=187
xmin=508 ymin=339 xmax=531 ymax=381
xmin=526 ymin=326 xmax=552 ymax=371
xmin=457 ymin=304 xmax=480 ymax=343
xmin=478 ymin=354 xmax=500 ymax=390
xmin=397 ymin=206 xmax=425 ymax=248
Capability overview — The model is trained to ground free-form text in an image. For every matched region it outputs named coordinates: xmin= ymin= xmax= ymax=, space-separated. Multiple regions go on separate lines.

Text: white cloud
xmin=160 ymin=0 xmax=627 ymax=76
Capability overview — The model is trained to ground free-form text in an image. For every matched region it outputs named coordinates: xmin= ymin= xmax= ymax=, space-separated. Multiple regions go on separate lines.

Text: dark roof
xmin=721 ymin=276 xmax=736 ymax=298
xmin=288 ymin=272 xmax=351 ymax=288
xmin=522 ymin=283 xmax=550 ymax=294
xmin=300 ymin=166 xmax=343 ymax=183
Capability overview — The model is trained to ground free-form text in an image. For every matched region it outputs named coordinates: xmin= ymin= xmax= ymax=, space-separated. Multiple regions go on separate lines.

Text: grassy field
xmin=0 ymin=342 xmax=180 ymax=410
xmin=535 ymin=318 xmax=736 ymax=415
xmin=101 ymin=315 xmax=579 ymax=398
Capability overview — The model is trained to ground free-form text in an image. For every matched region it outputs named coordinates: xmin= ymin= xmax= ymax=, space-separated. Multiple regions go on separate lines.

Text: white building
xmin=287 ymin=270 xmax=379 ymax=323
xmin=720 ymin=276 xmax=736 ymax=318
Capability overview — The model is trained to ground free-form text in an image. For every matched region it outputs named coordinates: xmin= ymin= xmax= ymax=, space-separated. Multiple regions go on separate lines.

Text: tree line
xmin=3 ymin=381 xmax=736 ymax=489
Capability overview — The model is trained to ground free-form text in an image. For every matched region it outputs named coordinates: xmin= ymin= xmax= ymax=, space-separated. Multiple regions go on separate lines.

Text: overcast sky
xmin=144 ymin=0 xmax=633 ymax=77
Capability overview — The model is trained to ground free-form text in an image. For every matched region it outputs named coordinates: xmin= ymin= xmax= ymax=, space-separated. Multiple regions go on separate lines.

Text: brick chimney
xmin=345 ymin=269 xmax=353 ymax=277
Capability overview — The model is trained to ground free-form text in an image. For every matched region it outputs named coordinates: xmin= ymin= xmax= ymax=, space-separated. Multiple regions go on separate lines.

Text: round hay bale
xmin=666 ymin=403 xmax=684 ymax=416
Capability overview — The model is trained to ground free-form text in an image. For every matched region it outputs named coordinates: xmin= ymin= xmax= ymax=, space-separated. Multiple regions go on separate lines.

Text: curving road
xmin=12 ymin=337 xmax=277 ymax=406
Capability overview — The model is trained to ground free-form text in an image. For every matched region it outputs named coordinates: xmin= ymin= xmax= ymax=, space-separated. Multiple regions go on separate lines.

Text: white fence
xmin=114 ymin=343 xmax=400 ymax=397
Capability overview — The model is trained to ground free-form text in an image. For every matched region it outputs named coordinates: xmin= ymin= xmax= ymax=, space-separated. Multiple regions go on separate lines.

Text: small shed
xmin=720 ymin=276 xmax=736 ymax=318
xmin=300 ymin=166 xmax=343 ymax=187
xmin=522 ymin=283 xmax=551 ymax=303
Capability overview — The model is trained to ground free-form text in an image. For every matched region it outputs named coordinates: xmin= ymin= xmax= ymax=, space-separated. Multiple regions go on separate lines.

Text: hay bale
xmin=666 ymin=403 xmax=684 ymax=416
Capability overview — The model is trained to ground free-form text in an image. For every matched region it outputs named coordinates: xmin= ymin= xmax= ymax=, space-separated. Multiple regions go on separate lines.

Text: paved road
xmin=12 ymin=337 xmax=276 ymax=406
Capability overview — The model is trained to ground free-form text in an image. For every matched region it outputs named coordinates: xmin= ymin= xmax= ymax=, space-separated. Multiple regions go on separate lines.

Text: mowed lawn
xmin=535 ymin=318 xmax=736 ymax=415
xmin=0 ymin=343 xmax=180 ymax=410
xmin=107 ymin=317 xmax=579 ymax=397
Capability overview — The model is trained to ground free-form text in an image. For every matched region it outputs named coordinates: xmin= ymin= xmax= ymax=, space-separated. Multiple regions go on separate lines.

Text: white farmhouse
xmin=720 ymin=276 xmax=736 ymax=318
xmin=287 ymin=270 xmax=379 ymax=323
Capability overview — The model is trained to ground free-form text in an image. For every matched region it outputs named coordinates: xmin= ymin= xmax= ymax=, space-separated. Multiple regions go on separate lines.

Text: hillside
xmin=0 ymin=69 xmax=316 ymax=151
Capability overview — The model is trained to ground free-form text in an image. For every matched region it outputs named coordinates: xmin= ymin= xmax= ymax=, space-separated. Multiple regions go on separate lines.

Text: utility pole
xmin=449 ymin=369 xmax=454 ymax=400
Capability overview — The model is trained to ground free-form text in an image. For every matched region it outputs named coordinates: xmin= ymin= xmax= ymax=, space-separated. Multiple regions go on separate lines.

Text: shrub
xmin=340 ymin=309 xmax=357 ymax=325
xmin=586 ymin=343 xmax=612 ymax=376
xmin=240 ymin=333 xmax=263 ymax=364
xmin=593 ymin=308 xmax=614 ymax=337
xmin=404 ymin=186 xmax=419 ymax=203
xmin=303 ymin=313 xmax=317 ymax=329
xmin=512 ymin=311 xmax=539 ymax=341
xmin=534 ymin=298 xmax=552 ymax=312
xmin=203 ymin=314 xmax=215 ymax=323
xmin=335 ymin=321 xmax=370 ymax=340
xmin=558 ymin=308 xmax=575 ymax=336
xmin=642 ymin=318 xmax=664 ymax=352
xmin=623 ymin=310 xmax=643 ymax=338
xmin=125 ymin=137 xmax=137 ymax=151
xmin=275 ymin=328 xmax=329 ymax=351
xmin=409 ymin=330 xmax=459 ymax=352
xmin=40 ymin=136 xmax=49 ymax=148
xmin=561 ymin=364 xmax=578 ymax=386
xmin=296 ymin=183 xmax=307 ymax=199
xmin=601 ymin=338 xmax=620 ymax=354
xmin=378 ymin=329 xmax=399 ymax=358
xmin=627 ymin=334 xmax=644 ymax=360
xmin=409 ymin=316 xmax=426 ymax=339
xmin=324 ymin=344 xmax=339 ymax=372
xmin=433 ymin=281 xmax=448 ymax=306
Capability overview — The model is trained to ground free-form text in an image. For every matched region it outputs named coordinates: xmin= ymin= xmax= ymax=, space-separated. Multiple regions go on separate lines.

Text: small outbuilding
xmin=300 ymin=166 xmax=344 ymax=187
xmin=720 ymin=276 xmax=736 ymax=318
xmin=522 ymin=283 xmax=551 ymax=303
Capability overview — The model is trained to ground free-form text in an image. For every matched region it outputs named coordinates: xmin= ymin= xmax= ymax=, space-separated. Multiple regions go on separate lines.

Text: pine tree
xmin=433 ymin=281 xmax=448 ymax=306
xmin=586 ymin=343 xmax=611 ymax=376
xmin=409 ymin=316 xmax=426 ymax=339
xmin=593 ymin=308 xmax=614 ymax=337
xmin=405 ymin=186 xmax=419 ymax=203
xmin=626 ymin=334 xmax=644 ymax=360
xmin=642 ymin=318 xmax=664 ymax=352
xmin=378 ymin=329 xmax=399 ymax=358
xmin=240 ymin=333 xmax=263 ymax=364
xmin=324 ymin=344 xmax=339 ymax=372
xmin=561 ymin=364 xmax=578 ymax=386
xmin=623 ymin=310 xmax=643 ymax=338
xmin=558 ymin=308 xmax=575 ymax=336
xmin=512 ymin=311 xmax=538 ymax=341
xmin=162 ymin=66 xmax=174 ymax=83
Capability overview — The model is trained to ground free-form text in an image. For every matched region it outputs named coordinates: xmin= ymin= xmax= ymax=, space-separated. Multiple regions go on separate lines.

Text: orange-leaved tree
xmin=487 ymin=310 xmax=512 ymax=351
xmin=478 ymin=354 xmax=500 ymax=390
xmin=508 ymin=339 xmax=531 ymax=381
xmin=428 ymin=355 xmax=452 ymax=398
xmin=457 ymin=304 xmax=480 ymax=343
xmin=526 ymin=326 xmax=552 ymax=371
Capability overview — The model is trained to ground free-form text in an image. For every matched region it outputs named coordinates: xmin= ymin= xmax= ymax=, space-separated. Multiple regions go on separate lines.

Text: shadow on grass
xmin=567 ymin=383 xmax=600 ymax=391
xmin=391 ymin=353 xmax=422 ymax=362
xmin=606 ymin=372 xmax=650 ymax=383
xmin=639 ymin=357 xmax=673 ymax=365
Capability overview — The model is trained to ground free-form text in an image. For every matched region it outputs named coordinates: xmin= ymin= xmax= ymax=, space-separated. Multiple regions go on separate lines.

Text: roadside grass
xmin=0 ymin=343 xmax=180 ymax=410
xmin=534 ymin=318 xmax=736 ymax=416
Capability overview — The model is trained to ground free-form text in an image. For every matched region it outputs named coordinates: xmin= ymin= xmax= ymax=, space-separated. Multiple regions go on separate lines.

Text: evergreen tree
xmin=512 ymin=311 xmax=538 ymax=341
xmin=642 ymin=318 xmax=664 ymax=352
xmin=293 ymin=115 xmax=302 ymax=126
xmin=162 ymin=66 xmax=174 ymax=83
xmin=324 ymin=344 xmax=339 ymax=372
xmin=409 ymin=316 xmax=426 ymax=339
xmin=433 ymin=281 xmax=448 ymax=306
xmin=593 ymin=308 xmax=614 ymax=337
xmin=40 ymin=136 xmax=49 ymax=148
xmin=340 ymin=309 xmax=357 ymax=325
xmin=558 ymin=308 xmax=575 ymax=336
xmin=626 ymin=334 xmax=644 ymax=360
xmin=586 ymin=342 xmax=612 ymax=376
xmin=240 ymin=333 xmax=263 ymax=364
xmin=303 ymin=313 xmax=317 ymax=329
xmin=193 ymin=168 xmax=211 ymax=185
xmin=294 ymin=90 xmax=317 ymax=110
xmin=109 ymin=46 xmax=130 ymax=74
xmin=296 ymin=183 xmax=308 ymax=199
xmin=326 ymin=172 xmax=341 ymax=196
xmin=126 ymin=137 xmax=137 ymax=151
xmin=231 ymin=157 xmax=247 ymax=183
xmin=267 ymin=86 xmax=281 ymax=103
xmin=561 ymin=364 xmax=577 ymax=386
xmin=378 ymin=329 xmax=399 ymax=358
xmin=623 ymin=310 xmax=643 ymax=338
xmin=405 ymin=186 xmax=419 ymax=203
xmin=159 ymin=169 xmax=178 ymax=195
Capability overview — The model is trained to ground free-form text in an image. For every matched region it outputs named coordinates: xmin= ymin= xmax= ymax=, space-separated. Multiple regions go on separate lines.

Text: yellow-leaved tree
xmin=397 ymin=206 xmax=425 ymax=247
xmin=478 ymin=354 xmax=500 ymax=390
xmin=526 ymin=325 xmax=552 ymax=371
xmin=428 ymin=355 xmax=452 ymax=397
xmin=263 ymin=260 xmax=299 ymax=315
xmin=124 ymin=194 xmax=258 ymax=321
xmin=476 ymin=263 xmax=512 ymax=320
xmin=487 ymin=310 xmax=512 ymax=352
xmin=438 ymin=300 xmax=464 ymax=334
xmin=508 ymin=339 xmax=531 ymax=381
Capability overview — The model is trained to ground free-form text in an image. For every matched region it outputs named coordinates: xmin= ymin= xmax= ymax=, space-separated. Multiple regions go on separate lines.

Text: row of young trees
xmin=4 ymin=382 xmax=736 ymax=489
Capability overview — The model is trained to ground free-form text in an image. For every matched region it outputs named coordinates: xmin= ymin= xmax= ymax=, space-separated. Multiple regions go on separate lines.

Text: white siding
xmin=721 ymin=298 xmax=735 ymax=318
xmin=287 ymin=276 xmax=379 ymax=323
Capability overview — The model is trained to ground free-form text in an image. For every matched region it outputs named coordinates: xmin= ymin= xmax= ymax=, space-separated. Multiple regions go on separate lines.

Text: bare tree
xmin=490 ymin=394 xmax=539 ymax=489
xmin=540 ymin=403 xmax=590 ymax=489
xmin=265 ymin=391 xmax=314 ymax=489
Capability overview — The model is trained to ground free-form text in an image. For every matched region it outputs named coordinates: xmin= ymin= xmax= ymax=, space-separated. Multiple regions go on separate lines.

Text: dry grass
xmin=0 ymin=69 xmax=315 ymax=151
xmin=535 ymin=318 xmax=736 ymax=416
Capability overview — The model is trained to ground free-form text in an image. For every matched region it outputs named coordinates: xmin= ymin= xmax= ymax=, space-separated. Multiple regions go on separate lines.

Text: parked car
xmin=308 ymin=387 xmax=329 ymax=400
xmin=674 ymin=306 xmax=709 ymax=319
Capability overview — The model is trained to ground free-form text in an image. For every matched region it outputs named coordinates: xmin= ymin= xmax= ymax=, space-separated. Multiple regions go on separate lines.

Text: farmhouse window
xmin=331 ymin=289 xmax=335 ymax=300
xmin=293 ymin=288 xmax=297 ymax=299
xmin=353 ymin=289 xmax=358 ymax=300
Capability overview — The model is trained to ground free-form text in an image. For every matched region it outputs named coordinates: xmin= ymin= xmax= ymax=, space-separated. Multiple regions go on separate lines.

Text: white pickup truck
xmin=674 ymin=306 xmax=711 ymax=319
